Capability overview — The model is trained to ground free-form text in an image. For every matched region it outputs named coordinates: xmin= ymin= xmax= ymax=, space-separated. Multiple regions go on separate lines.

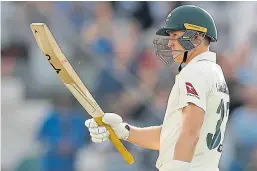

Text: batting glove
xmin=85 ymin=113 xmax=130 ymax=143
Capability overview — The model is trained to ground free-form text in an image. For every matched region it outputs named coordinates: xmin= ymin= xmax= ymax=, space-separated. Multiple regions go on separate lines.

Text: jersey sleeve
xmin=178 ymin=68 xmax=209 ymax=112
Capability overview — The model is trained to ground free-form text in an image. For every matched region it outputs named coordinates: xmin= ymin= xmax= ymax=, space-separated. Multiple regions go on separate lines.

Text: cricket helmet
xmin=153 ymin=5 xmax=217 ymax=71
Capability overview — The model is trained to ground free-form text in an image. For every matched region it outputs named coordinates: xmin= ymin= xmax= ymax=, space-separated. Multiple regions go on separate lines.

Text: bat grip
xmin=94 ymin=116 xmax=135 ymax=164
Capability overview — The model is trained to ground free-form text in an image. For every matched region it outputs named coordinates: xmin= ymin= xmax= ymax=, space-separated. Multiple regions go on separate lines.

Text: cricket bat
xmin=30 ymin=23 xmax=134 ymax=164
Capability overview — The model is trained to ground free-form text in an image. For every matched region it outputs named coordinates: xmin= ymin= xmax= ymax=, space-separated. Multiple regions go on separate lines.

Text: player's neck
xmin=185 ymin=47 xmax=209 ymax=64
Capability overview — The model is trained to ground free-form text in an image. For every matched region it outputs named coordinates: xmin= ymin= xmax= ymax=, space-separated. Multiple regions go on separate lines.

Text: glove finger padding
xmin=92 ymin=136 xmax=109 ymax=143
xmin=90 ymin=131 xmax=110 ymax=139
xmin=85 ymin=119 xmax=99 ymax=128
xmin=89 ymin=127 xmax=107 ymax=134
xmin=102 ymin=113 xmax=123 ymax=126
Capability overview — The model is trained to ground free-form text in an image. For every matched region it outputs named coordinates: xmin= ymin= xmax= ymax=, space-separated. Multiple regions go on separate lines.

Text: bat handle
xmin=94 ymin=117 xmax=135 ymax=164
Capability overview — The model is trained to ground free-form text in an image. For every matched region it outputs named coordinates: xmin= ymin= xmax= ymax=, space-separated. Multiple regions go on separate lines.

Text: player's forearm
xmin=126 ymin=125 xmax=161 ymax=150
xmin=173 ymin=130 xmax=199 ymax=162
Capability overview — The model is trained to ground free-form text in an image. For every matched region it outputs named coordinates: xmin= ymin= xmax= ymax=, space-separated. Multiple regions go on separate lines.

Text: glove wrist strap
xmin=121 ymin=123 xmax=130 ymax=140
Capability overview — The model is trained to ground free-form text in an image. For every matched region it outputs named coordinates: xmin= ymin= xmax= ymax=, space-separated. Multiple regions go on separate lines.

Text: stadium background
xmin=1 ymin=1 xmax=257 ymax=171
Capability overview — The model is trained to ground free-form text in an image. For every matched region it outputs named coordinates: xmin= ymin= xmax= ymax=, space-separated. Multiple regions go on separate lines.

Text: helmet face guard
xmin=153 ymin=37 xmax=186 ymax=65
xmin=153 ymin=24 xmax=207 ymax=66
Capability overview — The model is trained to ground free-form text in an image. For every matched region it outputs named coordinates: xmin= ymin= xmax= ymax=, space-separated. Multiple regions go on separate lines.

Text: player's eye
xmin=169 ymin=33 xmax=177 ymax=39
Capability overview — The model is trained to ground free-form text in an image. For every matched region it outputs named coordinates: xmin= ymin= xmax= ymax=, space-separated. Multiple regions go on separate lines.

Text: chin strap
xmin=178 ymin=51 xmax=188 ymax=72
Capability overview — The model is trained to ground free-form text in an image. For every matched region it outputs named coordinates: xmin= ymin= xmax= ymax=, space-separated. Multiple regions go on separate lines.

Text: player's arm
xmin=85 ymin=113 xmax=161 ymax=150
xmin=173 ymin=103 xmax=204 ymax=161
xmin=126 ymin=125 xmax=161 ymax=150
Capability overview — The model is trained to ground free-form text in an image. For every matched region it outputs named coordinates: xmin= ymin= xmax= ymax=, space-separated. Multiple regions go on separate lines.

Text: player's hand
xmin=85 ymin=113 xmax=130 ymax=143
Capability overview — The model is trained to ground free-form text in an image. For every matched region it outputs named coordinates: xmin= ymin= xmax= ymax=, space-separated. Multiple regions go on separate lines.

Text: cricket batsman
xmin=85 ymin=5 xmax=230 ymax=171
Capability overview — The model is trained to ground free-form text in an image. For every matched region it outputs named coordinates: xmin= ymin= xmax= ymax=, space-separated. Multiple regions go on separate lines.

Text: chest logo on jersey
xmin=185 ymin=82 xmax=199 ymax=99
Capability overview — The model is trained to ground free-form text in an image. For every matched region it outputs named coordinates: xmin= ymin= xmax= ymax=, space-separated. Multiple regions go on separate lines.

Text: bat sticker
xmin=46 ymin=54 xmax=61 ymax=74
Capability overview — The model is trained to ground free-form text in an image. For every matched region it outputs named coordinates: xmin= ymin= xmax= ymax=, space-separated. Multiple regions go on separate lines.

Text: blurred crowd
xmin=1 ymin=1 xmax=257 ymax=171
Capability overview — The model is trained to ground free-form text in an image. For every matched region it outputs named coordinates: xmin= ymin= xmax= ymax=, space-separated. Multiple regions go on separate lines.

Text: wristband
xmin=120 ymin=123 xmax=130 ymax=140
xmin=125 ymin=124 xmax=130 ymax=131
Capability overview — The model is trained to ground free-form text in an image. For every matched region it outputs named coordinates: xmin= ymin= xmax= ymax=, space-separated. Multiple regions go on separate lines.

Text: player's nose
xmin=168 ymin=39 xmax=175 ymax=49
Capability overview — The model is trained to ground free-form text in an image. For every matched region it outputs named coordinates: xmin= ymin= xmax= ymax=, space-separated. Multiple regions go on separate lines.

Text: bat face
xmin=30 ymin=23 xmax=103 ymax=117
xmin=30 ymin=23 xmax=134 ymax=164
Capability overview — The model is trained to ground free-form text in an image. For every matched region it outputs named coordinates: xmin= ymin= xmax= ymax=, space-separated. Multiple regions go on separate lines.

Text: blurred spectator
xmin=37 ymin=95 xmax=89 ymax=171
xmin=222 ymin=86 xmax=257 ymax=171
xmin=112 ymin=2 xmax=153 ymax=30
xmin=248 ymin=147 xmax=257 ymax=171
xmin=217 ymin=42 xmax=252 ymax=115
xmin=54 ymin=2 xmax=92 ymax=31
xmin=92 ymin=41 xmax=138 ymax=114
xmin=82 ymin=2 xmax=115 ymax=59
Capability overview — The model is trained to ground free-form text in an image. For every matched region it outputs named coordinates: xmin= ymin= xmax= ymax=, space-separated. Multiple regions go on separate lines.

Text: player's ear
xmin=192 ymin=32 xmax=205 ymax=46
